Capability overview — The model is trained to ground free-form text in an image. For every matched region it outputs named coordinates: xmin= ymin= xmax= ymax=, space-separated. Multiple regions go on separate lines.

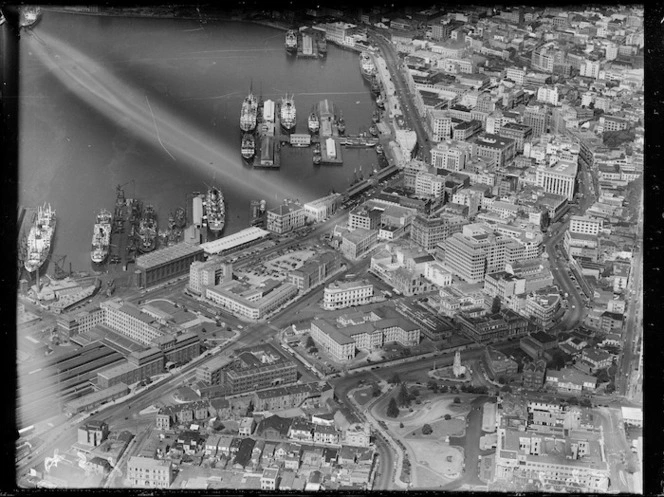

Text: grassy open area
xmin=353 ymin=386 xmax=374 ymax=406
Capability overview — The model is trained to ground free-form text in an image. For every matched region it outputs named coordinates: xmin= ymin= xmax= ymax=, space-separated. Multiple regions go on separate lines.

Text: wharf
xmin=297 ymin=31 xmax=319 ymax=58
xmin=320 ymin=137 xmax=343 ymax=165
xmin=255 ymin=102 xmax=289 ymax=169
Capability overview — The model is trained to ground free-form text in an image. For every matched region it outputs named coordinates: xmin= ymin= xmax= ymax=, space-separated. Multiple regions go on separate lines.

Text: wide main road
xmin=544 ymin=218 xmax=586 ymax=332
xmin=369 ymin=30 xmax=431 ymax=160
xmin=616 ymin=192 xmax=644 ymax=398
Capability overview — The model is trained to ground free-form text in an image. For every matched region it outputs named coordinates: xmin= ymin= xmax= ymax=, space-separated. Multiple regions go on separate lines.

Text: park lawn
xmin=405 ymin=439 xmax=464 ymax=480
xmin=404 ymin=417 xmax=465 ymax=439
xmin=353 ymin=387 xmax=374 ymax=406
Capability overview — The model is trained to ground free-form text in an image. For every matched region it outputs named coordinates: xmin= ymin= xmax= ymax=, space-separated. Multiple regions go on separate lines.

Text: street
xmin=369 ymin=31 xmax=431 ymax=160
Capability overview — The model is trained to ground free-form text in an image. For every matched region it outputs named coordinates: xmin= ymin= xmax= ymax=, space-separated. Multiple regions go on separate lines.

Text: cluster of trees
xmin=305 ymin=336 xmax=318 ymax=354
xmin=602 ymin=128 xmax=636 ymax=148
xmin=427 ymin=379 xmax=450 ymax=393
xmin=459 ymin=384 xmax=489 ymax=395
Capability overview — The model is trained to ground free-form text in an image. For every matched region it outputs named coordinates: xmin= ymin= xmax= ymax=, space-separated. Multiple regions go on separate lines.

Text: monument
xmin=453 ymin=350 xmax=466 ymax=378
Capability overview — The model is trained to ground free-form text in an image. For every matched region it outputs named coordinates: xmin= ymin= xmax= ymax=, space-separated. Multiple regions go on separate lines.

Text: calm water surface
xmin=19 ymin=11 xmax=380 ymax=272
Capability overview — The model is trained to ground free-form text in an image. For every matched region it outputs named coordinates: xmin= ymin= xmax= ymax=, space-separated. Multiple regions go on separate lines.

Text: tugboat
xmin=337 ymin=111 xmax=346 ymax=135
xmin=285 ymin=30 xmax=298 ymax=55
xmin=174 ymin=207 xmax=186 ymax=229
xmin=241 ymin=133 xmax=256 ymax=160
xmin=313 ymin=142 xmax=322 ymax=165
xmin=308 ymin=108 xmax=320 ymax=134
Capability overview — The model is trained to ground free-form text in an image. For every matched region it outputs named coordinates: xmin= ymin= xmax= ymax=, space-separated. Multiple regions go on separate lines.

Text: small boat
xmin=174 ymin=207 xmax=186 ymax=229
xmin=372 ymin=110 xmax=380 ymax=123
xmin=376 ymin=144 xmax=384 ymax=155
xmin=337 ymin=111 xmax=346 ymax=135
xmin=369 ymin=124 xmax=378 ymax=137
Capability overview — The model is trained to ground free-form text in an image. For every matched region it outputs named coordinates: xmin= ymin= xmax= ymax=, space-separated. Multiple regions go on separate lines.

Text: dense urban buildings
xmin=16 ymin=3 xmax=644 ymax=493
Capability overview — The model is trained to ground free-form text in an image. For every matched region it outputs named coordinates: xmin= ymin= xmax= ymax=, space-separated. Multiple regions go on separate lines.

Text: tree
xmin=397 ymin=384 xmax=411 ymax=408
xmin=399 ymin=422 xmax=404 ymax=428
xmin=567 ymin=397 xmax=579 ymax=405
xmin=500 ymin=385 xmax=512 ymax=393
xmin=389 ymin=373 xmax=402 ymax=385
xmin=579 ymin=397 xmax=592 ymax=407
xmin=596 ymin=369 xmax=610 ymax=383
xmin=498 ymin=376 xmax=506 ymax=385
xmin=372 ymin=384 xmax=382 ymax=398
xmin=444 ymin=414 xmax=451 ymax=420
xmin=491 ymin=296 xmax=501 ymax=315
xmin=422 ymin=424 xmax=433 ymax=435
xmin=453 ymin=397 xmax=461 ymax=404
xmin=427 ymin=379 xmax=438 ymax=392
xmin=306 ymin=336 xmax=315 ymax=349
xmin=410 ymin=388 xmax=420 ymax=398
xmin=387 ymin=398 xmax=400 ymax=418
xmin=606 ymin=382 xmax=616 ymax=394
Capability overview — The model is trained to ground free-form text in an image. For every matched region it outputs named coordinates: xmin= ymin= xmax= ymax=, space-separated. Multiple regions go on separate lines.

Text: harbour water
xmin=18 ymin=11 xmax=381 ymax=273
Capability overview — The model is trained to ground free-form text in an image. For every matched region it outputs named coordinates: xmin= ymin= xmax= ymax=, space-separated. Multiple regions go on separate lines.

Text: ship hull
xmin=24 ymin=204 xmax=56 ymax=274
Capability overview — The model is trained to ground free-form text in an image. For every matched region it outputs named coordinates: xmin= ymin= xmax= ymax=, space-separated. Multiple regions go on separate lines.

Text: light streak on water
xmin=25 ymin=30 xmax=309 ymax=202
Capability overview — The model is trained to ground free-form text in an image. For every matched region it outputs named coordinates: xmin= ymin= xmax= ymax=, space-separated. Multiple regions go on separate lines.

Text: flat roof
xmin=63 ymin=382 xmax=128 ymax=409
xmin=200 ymin=227 xmax=270 ymax=255
xmin=135 ymin=242 xmax=204 ymax=270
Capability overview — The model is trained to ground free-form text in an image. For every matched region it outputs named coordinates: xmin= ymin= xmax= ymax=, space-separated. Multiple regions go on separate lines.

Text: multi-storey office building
xmin=497 ymin=122 xmax=533 ymax=153
xmin=472 ymin=133 xmax=517 ymax=168
xmin=410 ymin=213 xmax=466 ymax=251
xmin=287 ymin=252 xmax=340 ymax=291
xmin=456 ymin=309 xmax=529 ymax=343
xmin=535 ymin=159 xmax=578 ymax=201
xmin=267 ymin=201 xmax=306 ymax=234
xmin=442 ymin=224 xmax=517 ymax=283
xmin=523 ymin=105 xmax=550 ymax=137
xmin=188 ymin=258 xmax=233 ymax=295
xmin=323 ymin=280 xmax=374 ymax=310
xmin=205 ymin=279 xmax=298 ymax=320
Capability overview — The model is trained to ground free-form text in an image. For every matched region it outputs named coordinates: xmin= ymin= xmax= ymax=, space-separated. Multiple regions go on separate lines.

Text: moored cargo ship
xmin=205 ymin=186 xmax=226 ymax=232
xmin=138 ymin=204 xmax=158 ymax=253
xmin=19 ymin=6 xmax=41 ymax=29
xmin=91 ymin=209 xmax=112 ymax=264
xmin=24 ymin=203 xmax=56 ymax=273
xmin=240 ymin=88 xmax=258 ymax=132
xmin=280 ymin=94 xmax=297 ymax=131
xmin=241 ymin=133 xmax=256 ymax=160
xmin=359 ymin=52 xmax=377 ymax=81
xmin=285 ymin=30 xmax=297 ymax=54
xmin=308 ymin=108 xmax=320 ymax=134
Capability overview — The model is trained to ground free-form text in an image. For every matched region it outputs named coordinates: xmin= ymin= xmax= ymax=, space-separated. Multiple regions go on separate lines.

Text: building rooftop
xmin=135 ymin=242 xmax=204 ymax=270
xmin=200 ymin=227 xmax=270 ymax=255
